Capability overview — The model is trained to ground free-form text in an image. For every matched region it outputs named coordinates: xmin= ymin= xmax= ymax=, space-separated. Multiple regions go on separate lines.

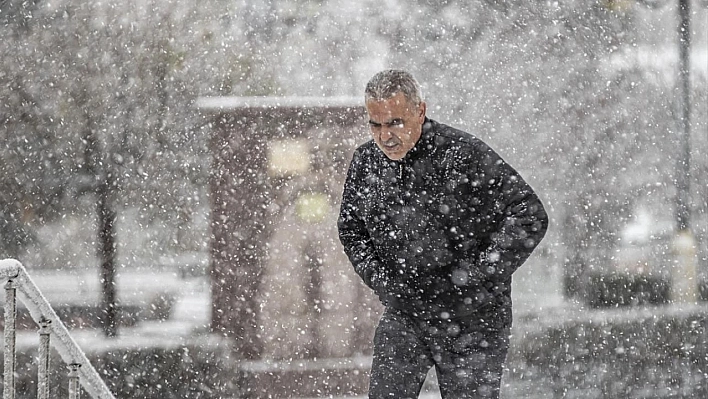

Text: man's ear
xmin=418 ymin=102 xmax=427 ymax=122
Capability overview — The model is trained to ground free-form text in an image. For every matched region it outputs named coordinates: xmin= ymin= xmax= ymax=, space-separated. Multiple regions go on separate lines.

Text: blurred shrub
xmin=0 ymin=336 xmax=241 ymax=399
xmin=522 ymin=305 xmax=708 ymax=398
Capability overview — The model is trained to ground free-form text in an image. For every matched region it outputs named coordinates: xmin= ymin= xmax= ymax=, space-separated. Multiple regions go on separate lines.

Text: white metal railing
xmin=0 ymin=258 xmax=115 ymax=399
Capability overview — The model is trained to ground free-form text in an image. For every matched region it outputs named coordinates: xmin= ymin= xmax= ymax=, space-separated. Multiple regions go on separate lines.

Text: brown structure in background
xmin=198 ymin=97 xmax=381 ymax=397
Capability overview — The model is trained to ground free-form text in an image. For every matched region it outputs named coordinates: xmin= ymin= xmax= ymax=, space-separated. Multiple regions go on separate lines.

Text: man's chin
xmin=378 ymin=146 xmax=405 ymax=160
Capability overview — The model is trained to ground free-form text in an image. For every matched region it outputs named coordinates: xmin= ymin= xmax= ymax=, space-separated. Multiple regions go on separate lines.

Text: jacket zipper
xmin=398 ymin=163 xmax=404 ymax=185
xmin=398 ymin=162 xmax=410 ymax=243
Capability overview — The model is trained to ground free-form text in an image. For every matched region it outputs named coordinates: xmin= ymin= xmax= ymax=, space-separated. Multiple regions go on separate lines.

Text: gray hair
xmin=364 ymin=69 xmax=423 ymax=106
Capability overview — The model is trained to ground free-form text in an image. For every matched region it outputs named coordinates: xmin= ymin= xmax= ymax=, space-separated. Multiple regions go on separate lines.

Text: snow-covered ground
xmin=4 ymin=254 xmax=564 ymax=398
xmin=10 ymin=269 xmax=211 ymax=350
xmin=10 ymin=259 xmax=702 ymax=398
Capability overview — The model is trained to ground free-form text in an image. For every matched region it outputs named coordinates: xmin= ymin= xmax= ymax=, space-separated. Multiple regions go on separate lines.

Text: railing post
xmin=68 ymin=363 xmax=81 ymax=399
xmin=37 ymin=318 xmax=52 ymax=399
xmin=1 ymin=260 xmax=116 ymax=399
xmin=4 ymin=279 xmax=17 ymax=399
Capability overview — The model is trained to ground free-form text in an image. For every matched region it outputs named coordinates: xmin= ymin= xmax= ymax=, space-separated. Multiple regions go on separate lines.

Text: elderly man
xmin=338 ymin=70 xmax=548 ymax=398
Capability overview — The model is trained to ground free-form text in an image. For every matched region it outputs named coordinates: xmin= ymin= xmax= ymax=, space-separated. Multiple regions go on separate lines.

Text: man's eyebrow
xmin=369 ymin=118 xmax=404 ymax=127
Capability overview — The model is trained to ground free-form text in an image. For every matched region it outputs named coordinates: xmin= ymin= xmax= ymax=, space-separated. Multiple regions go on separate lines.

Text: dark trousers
xmin=369 ymin=307 xmax=509 ymax=399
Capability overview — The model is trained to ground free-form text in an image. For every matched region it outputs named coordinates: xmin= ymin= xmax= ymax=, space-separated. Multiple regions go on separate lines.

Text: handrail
xmin=1 ymin=258 xmax=116 ymax=399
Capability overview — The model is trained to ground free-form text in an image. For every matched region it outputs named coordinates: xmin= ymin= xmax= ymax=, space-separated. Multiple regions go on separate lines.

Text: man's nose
xmin=379 ymin=129 xmax=394 ymax=140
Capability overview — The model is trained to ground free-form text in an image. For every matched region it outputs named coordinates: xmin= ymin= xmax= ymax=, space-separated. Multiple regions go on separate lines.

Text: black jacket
xmin=338 ymin=118 xmax=548 ymax=325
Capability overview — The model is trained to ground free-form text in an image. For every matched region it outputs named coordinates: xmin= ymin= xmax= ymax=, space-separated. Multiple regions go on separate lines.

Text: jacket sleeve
xmin=337 ymin=150 xmax=383 ymax=291
xmin=471 ymin=144 xmax=549 ymax=283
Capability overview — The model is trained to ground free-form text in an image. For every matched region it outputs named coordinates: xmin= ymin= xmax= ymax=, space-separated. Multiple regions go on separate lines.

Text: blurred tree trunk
xmin=83 ymin=126 xmax=118 ymax=338
xmin=97 ymin=172 xmax=118 ymax=338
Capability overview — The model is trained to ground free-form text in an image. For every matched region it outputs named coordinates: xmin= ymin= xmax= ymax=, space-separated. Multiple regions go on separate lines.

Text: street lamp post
xmin=636 ymin=0 xmax=703 ymax=303
xmin=671 ymin=0 xmax=698 ymax=303
xmin=675 ymin=0 xmax=691 ymax=233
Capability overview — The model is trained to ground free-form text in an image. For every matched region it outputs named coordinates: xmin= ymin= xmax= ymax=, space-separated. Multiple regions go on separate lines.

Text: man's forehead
xmin=366 ymin=100 xmax=412 ymax=115
xmin=367 ymin=110 xmax=406 ymax=124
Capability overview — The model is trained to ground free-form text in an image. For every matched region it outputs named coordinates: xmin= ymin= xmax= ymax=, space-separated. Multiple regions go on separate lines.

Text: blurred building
xmin=197 ymin=96 xmax=380 ymax=397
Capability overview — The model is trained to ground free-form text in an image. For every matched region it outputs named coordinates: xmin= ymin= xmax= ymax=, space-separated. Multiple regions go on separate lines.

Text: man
xmin=338 ymin=70 xmax=548 ymax=398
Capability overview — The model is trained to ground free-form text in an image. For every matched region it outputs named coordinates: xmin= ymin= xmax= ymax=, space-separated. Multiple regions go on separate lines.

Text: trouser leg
xmin=431 ymin=321 xmax=510 ymax=399
xmin=368 ymin=308 xmax=432 ymax=399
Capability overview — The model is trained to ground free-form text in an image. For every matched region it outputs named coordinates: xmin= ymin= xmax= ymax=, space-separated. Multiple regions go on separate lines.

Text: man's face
xmin=366 ymin=92 xmax=426 ymax=161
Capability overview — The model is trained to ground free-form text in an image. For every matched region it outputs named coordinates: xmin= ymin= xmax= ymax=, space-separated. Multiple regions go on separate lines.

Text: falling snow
xmin=1 ymin=0 xmax=707 ymax=398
